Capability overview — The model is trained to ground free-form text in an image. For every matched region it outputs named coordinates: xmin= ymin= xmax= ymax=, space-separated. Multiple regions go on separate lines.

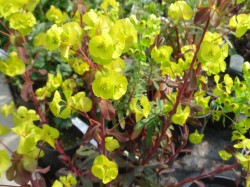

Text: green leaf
xmin=236 ymin=0 xmax=245 ymax=4
xmin=235 ymin=152 xmax=250 ymax=162
xmin=141 ymin=96 xmax=151 ymax=118
xmin=236 ymin=25 xmax=248 ymax=38
xmin=40 ymin=124 xmax=59 ymax=148
xmin=218 ymin=150 xmax=232 ymax=161
xmin=49 ymin=91 xmax=62 ymax=117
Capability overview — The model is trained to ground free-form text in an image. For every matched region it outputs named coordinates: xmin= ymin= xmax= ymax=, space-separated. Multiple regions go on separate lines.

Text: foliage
xmin=0 ymin=0 xmax=250 ymax=186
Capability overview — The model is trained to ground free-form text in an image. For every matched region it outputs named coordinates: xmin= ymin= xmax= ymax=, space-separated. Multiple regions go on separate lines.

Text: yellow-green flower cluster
xmin=105 ymin=137 xmax=120 ymax=152
xmin=0 ymin=0 xmax=38 ymax=35
xmin=92 ymin=71 xmax=128 ymax=100
xmin=197 ymin=32 xmax=228 ymax=75
xmin=168 ymin=1 xmax=193 ymax=23
xmin=91 ymin=155 xmax=118 ymax=184
xmin=0 ymin=52 xmax=26 ymax=77
xmin=129 ymin=96 xmax=151 ymax=122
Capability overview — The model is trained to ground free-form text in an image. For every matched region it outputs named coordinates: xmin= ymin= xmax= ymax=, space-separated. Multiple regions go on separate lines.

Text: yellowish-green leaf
xmin=189 ymin=129 xmax=204 ymax=144
xmin=0 ymin=150 xmax=11 ymax=177
xmin=218 ymin=150 xmax=232 ymax=161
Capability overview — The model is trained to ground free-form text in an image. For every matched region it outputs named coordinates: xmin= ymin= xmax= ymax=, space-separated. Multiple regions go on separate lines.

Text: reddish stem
xmin=166 ymin=125 xmax=188 ymax=165
xmin=0 ymin=30 xmax=11 ymax=37
xmin=55 ymin=140 xmax=82 ymax=177
xmin=0 ymin=140 xmax=14 ymax=153
xmin=0 ymin=20 xmax=12 ymax=34
xmin=142 ymin=16 xmax=211 ymax=165
xmin=170 ymin=162 xmax=240 ymax=187
xmin=100 ymin=114 xmax=106 ymax=155
xmin=24 ymin=71 xmax=47 ymax=125
xmin=174 ymin=26 xmax=180 ymax=54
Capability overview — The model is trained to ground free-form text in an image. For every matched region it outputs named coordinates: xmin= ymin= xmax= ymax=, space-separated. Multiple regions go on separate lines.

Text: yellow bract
xmin=91 ymin=155 xmax=118 ymax=184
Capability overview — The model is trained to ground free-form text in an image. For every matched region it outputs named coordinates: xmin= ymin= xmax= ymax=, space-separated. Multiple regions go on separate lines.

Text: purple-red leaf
xmin=82 ymin=124 xmax=100 ymax=144
xmin=194 ymin=7 xmax=211 ymax=25
xmin=35 ymin=166 xmax=50 ymax=174
xmin=99 ymin=99 xmax=116 ymax=121
xmin=107 ymin=129 xmax=129 ymax=143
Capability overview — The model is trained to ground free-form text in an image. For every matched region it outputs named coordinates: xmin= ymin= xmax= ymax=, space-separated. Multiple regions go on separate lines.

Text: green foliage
xmin=0 ymin=0 xmax=250 ymax=185
xmin=229 ymin=14 xmax=250 ymax=38
xmin=49 ymin=90 xmax=92 ymax=119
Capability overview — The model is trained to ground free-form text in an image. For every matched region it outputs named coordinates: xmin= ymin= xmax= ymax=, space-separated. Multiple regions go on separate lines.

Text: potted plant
xmin=0 ymin=0 xmax=250 ymax=186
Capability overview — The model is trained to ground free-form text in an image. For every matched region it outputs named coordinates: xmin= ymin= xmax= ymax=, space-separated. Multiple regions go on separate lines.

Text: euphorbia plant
xmin=0 ymin=0 xmax=250 ymax=186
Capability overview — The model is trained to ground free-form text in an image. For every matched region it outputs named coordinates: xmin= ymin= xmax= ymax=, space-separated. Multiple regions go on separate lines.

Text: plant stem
xmin=169 ymin=162 xmax=240 ymax=187
xmin=174 ymin=26 xmax=180 ymax=54
xmin=24 ymin=71 xmax=47 ymax=125
xmin=142 ymin=16 xmax=211 ymax=165
xmin=0 ymin=140 xmax=14 ymax=153
xmin=55 ymin=140 xmax=82 ymax=177
xmin=100 ymin=114 xmax=106 ymax=155
xmin=0 ymin=30 xmax=11 ymax=37
xmin=0 ymin=20 xmax=11 ymax=34
xmin=166 ymin=125 xmax=188 ymax=164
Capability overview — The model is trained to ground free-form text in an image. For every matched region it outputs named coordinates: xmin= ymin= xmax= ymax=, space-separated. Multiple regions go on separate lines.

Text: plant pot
xmin=186 ymin=176 xmax=244 ymax=187
xmin=38 ymin=126 xmax=82 ymax=175
xmin=187 ymin=112 xmax=212 ymax=135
